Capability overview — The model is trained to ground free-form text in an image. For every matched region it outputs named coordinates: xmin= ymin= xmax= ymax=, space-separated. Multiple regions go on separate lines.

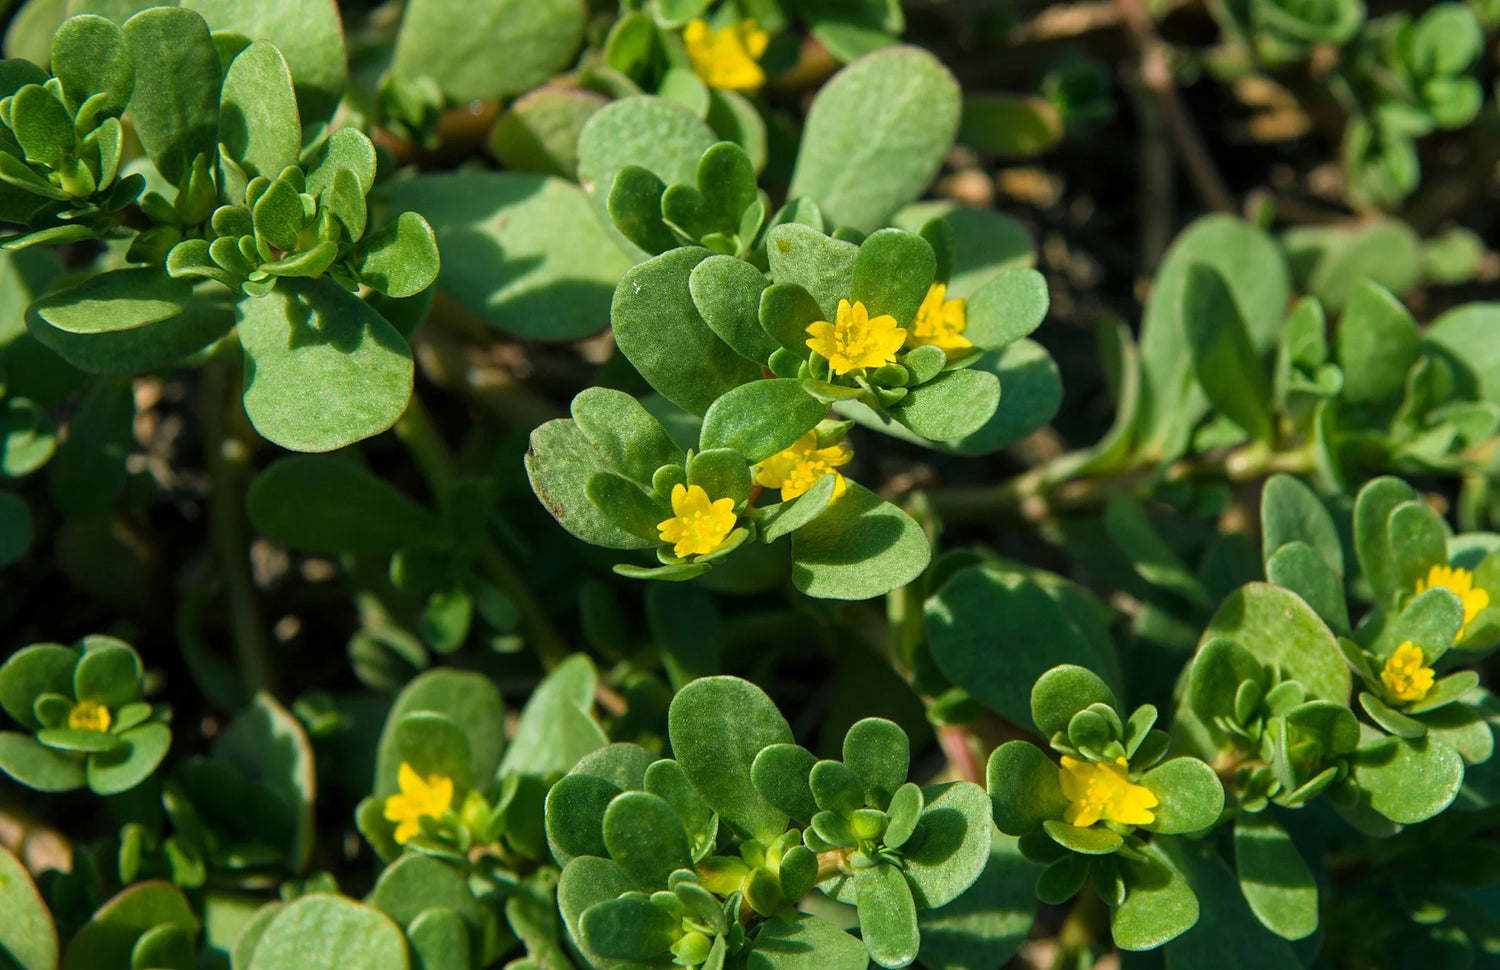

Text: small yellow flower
xmin=1416 ymin=564 xmax=1490 ymax=638
xmin=383 ymin=762 xmax=454 ymax=845
xmin=905 ymin=283 xmax=972 ymax=353
xmin=657 ymin=483 xmax=738 ymax=559
xmin=683 ymin=19 xmax=770 ymax=93
xmin=1380 ymin=641 xmax=1435 ymax=703
xmin=805 ymin=299 xmax=906 ymax=377
xmin=1058 ymin=755 xmax=1158 ymax=828
xmin=754 ymin=432 xmax=853 ymax=501
xmin=68 ymin=700 xmax=111 ymax=732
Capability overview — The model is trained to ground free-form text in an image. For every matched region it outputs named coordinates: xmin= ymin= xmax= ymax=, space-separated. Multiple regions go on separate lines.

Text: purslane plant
xmin=6 ymin=2 xmax=1500 ymax=970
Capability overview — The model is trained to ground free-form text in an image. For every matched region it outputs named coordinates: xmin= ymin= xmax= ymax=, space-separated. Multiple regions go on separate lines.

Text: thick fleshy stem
xmin=202 ymin=358 xmax=278 ymax=697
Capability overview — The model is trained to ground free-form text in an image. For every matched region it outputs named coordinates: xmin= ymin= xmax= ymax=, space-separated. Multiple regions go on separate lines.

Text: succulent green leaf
xmin=1334 ymin=281 xmax=1421 ymax=407
xmin=747 ymin=914 xmax=870 ymax=970
xmin=1110 ymin=841 xmax=1199 ymax=951
xmin=50 ymin=14 xmax=133 ymax=116
xmin=353 ymin=212 xmax=440 ymax=299
xmin=790 ymin=481 xmax=929 ymax=600
xmin=220 ymin=41 xmax=301 ymax=180
xmin=928 ymin=570 xmax=1116 ymax=727
xmin=765 ymin=223 xmax=858 ymax=322
xmin=1352 ymin=735 xmax=1464 ymax=824
xmin=699 ymin=379 xmax=826 ymax=462
xmin=1030 ymin=665 xmax=1118 ymax=737
xmin=789 ymin=47 xmax=960 ymax=233
xmin=579 ymin=893 xmax=679 ymax=962
xmin=0 ymin=732 xmax=86 ymax=791
xmin=526 ymin=418 xmax=655 ymax=550
xmin=856 ymin=863 xmax=920 ymax=969
xmin=850 ymin=228 xmax=936 ymax=327
xmin=1200 ymin=583 xmax=1351 ymax=703
xmin=602 ymin=791 xmax=694 ymax=890
xmin=0 ymin=843 xmax=57 ymax=970
xmin=122 ymin=7 xmax=221 ymax=186
xmin=180 ymin=0 xmax=346 ymax=124
xmin=1140 ymin=758 xmax=1224 ymax=834
xmin=887 ymin=369 xmax=1001 ymax=442
xmin=246 ymin=894 xmax=407 ymax=970
xmin=986 ymin=741 xmax=1067 ymax=837
xmin=1180 ymin=263 xmax=1273 ymax=443
xmin=688 ymin=254 xmax=778 ymax=363
xmin=85 ymin=722 xmax=170 ymax=795
xmin=236 ymin=278 xmax=413 ymax=452
xmin=29 ymin=269 xmax=193 ymax=336
xmin=61 ymin=881 xmax=195 ymax=970
xmin=390 ymin=0 xmax=585 ymax=104
xmin=381 ymin=173 xmax=630 ymax=340
xmin=903 ymin=781 xmax=993 ymax=907
xmin=1232 ymin=811 xmax=1317 ymax=941
xmin=843 ymin=717 xmax=910 ymax=810
xmin=246 ymin=455 xmax=444 ymax=556
xmin=751 ymin=743 xmax=820 ymax=823
xmin=613 ymin=246 xmax=762 ymax=415
xmin=668 ymin=676 xmax=792 ymax=841
xmin=1265 ymin=542 xmax=1350 ymax=636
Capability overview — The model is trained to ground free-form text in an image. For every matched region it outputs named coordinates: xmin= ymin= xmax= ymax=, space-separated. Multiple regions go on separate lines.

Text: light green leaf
xmin=353 ymin=212 xmax=440 ymax=299
xmin=122 ymin=6 xmax=221 ymax=186
xmin=391 ymin=0 xmax=585 ymax=103
xmin=611 ymin=246 xmax=761 ymax=415
xmin=382 ymin=173 xmax=630 ymax=341
xmin=857 ymin=863 xmax=920 ymax=969
xmin=1181 ymin=263 xmax=1273 ymax=443
xmin=246 ymin=894 xmax=408 ymax=970
xmin=61 ymin=882 xmax=195 ymax=970
xmin=219 ymin=40 xmax=301 ymax=179
xmin=790 ymin=481 xmax=929 ymax=600
xmin=30 ymin=268 xmax=193 ymax=335
xmin=180 ymin=0 xmax=346 ymax=124
xmin=1232 ymin=811 xmax=1317 ymax=941
xmin=236 ymin=278 xmax=413 ymax=452
xmin=0 ymin=843 xmax=57 ymax=970
xmin=789 ymin=47 xmax=960 ymax=233
xmin=668 ymin=676 xmax=792 ymax=841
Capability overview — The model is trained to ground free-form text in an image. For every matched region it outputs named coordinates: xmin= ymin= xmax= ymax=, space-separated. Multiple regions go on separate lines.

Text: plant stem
xmin=392 ymin=392 xmax=454 ymax=502
xmin=477 ymin=543 xmax=571 ymax=671
xmin=926 ymin=441 xmax=1315 ymax=525
xmin=201 ymin=360 xmax=278 ymax=697
xmin=1115 ymin=0 xmax=1236 ymax=214
xmin=392 ymin=393 xmax=572 ymax=671
xmin=1050 ymin=889 xmax=1104 ymax=970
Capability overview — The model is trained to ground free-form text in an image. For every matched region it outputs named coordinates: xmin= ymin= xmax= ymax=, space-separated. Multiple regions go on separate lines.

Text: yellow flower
xmin=683 ymin=19 xmax=769 ymax=93
xmin=657 ymin=483 xmax=737 ymax=559
xmin=754 ymin=432 xmax=853 ymax=501
xmin=1058 ymin=755 xmax=1158 ymax=828
xmin=905 ymin=283 xmax=972 ymax=352
xmin=68 ymin=700 xmax=110 ymax=732
xmin=383 ymin=762 xmax=454 ymax=845
xmin=1416 ymin=564 xmax=1490 ymax=638
xmin=1380 ymin=641 xmax=1435 ymax=703
xmin=805 ymin=299 xmax=906 ymax=377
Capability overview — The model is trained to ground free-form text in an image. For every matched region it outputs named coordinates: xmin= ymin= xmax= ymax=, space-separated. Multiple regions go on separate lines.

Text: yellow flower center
xmin=1380 ymin=641 xmax=1435 ymax=703
xmin=905 ymin=283 xmax=972 ymax=352
xmin=1058 ymin=755 xmax=1158 ymax=828
xmin=805 ymin=299 xmax=907 ymax=377
xmin=753 ymin=432 xmax=853 ymax=501
xmin=682 ymin=19 xmax=770 ymax=93
xmin=383 ymin=762 xmax=455 ymax=845
xmin=657 ymin=483 xmax=738 ymax=559
xmin=1416 ymin=563 xmax=1489 ymax=638
xmin=68 ymin=700 xmax=111 ymax=732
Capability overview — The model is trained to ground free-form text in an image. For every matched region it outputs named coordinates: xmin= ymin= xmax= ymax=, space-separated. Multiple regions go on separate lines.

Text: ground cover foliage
xmin=1 ymin=0 xmax=1500 ymax=967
